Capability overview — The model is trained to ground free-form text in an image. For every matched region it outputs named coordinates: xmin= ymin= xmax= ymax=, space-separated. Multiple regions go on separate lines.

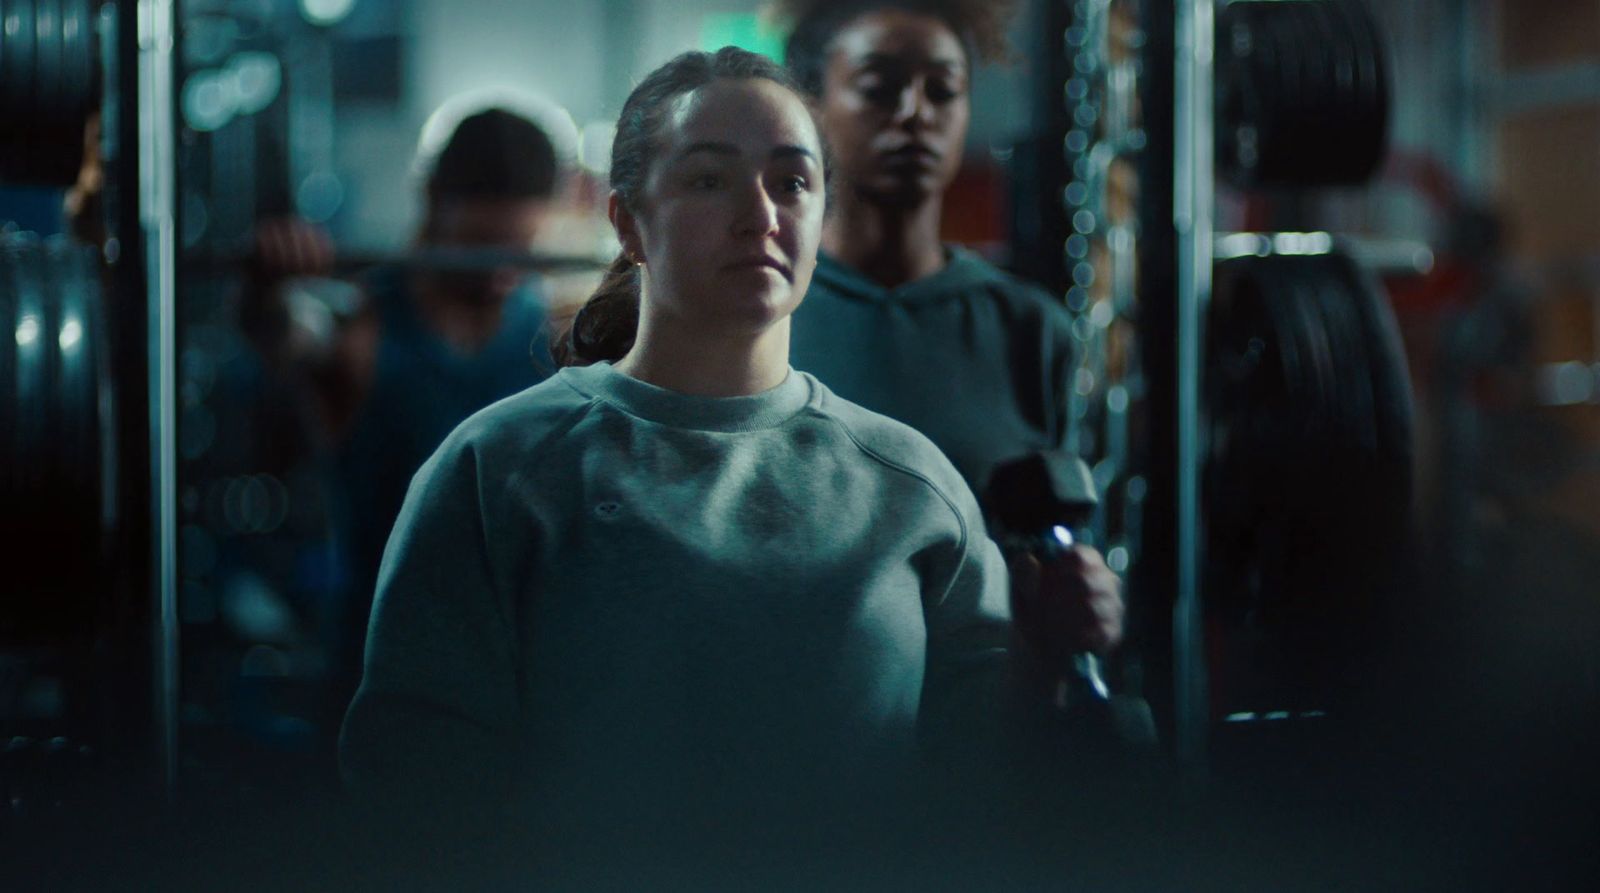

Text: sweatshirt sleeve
xmin=338 ymin=437 xmax=521 ymax=825
xmin=917 ymin=487 xmax=1030 ymax=771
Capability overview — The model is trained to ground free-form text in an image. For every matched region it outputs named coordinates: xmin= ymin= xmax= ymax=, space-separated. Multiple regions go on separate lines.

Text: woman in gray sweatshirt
xmin=339 ymin=47 xmax=1105 ymax=856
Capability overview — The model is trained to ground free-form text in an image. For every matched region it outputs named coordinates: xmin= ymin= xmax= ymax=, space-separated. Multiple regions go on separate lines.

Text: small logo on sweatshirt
xmin=593 ymin=501 xmax=622 ymax=520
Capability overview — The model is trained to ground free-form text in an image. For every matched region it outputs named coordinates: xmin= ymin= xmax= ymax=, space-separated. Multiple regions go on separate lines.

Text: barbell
xmin=187 ymin=245 xmax=614 ymax=279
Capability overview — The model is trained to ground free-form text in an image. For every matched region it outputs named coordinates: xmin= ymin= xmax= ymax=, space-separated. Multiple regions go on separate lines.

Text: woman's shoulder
xmin=433 ymin=369 xmax=600 ymax=468
xmin=801 ymin=376 xmax=983 ymax=526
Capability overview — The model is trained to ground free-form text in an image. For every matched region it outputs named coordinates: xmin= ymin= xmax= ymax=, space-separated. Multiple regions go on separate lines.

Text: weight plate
xmin=1317 ymin=1 xmax=1362 ymax=119
xmin=1337 ymin=258 xmax=1387 ymax=454
xmin=1216 ymin=0 xmax=1390 ymax=188
xmin=1302 ymin=255 xmax=1376 ymax=456
xmin=1330 ymin=251 xmax=1413 ymax=475
xmin=1281 ymin=1 xmax=1327 ymax=179
xmin=80 ymin=242 xmax=105 ymax=529
xmin=1330 ymin=0 xmax=1377 ymax=113
xmin=1251 ymin=2 xmax=1297 ymax=182
xmin=1216 ymin=7 xmax=1260 ymax=181
xmin=1208 ymin=258 xmax=1291 ymax=597
xmin=1280 ymin=258 xmax=1336 ymax=450
xmin=1303 ymin=0 xmax=1355 ymax=180
xmin=1282 ymin=1 xmax=1325 ymax=179
xmin=1279 ymin=257 xmax=1340 ymax=436
xmin=1207 ymin=248 xmax=1416 ymax=679
xmin=33 ymin=0 xmax=61 ymax=124
xmin=11 ymin=234 xmax=48 ymax=508
xmin=1305 ymin=259 xmax=1356 ymax=454
xmin=1294 ymin=1 xmax=1347 ymax=180
xmin=85 ymin=243 xmax=117 ymax=532
xmin=1211 ymin=256 xmax=1307 ymax=489
xmin=39 ymin=236 xmax=66 ymax=510
xmin=1363 ymin=0 xmax=1391 ymax=150
xmin=50 ymin=236 xmax=95 ymax=523
xmin=1271 ymin=1 xmax=1322 ymax=183
xmin=0 ymin=239 xmax=19 ymax=508
xmin=1223 ymin=2 xmax=1287 ymax=185
xmin=57 ymin=0 xmax=88 ymax=117
xmin=2 ymin=0 xmax=36 ymax=120
xmin=1209 ymin=251 xmax=1414 ymax=515
xmin=1332 ymin=0 xmax=1389 ymax=181
xmin=0 ymin=234 xmax=111 ymax=620
xmin=1299 ymin=0 xmax=1341 ymax=116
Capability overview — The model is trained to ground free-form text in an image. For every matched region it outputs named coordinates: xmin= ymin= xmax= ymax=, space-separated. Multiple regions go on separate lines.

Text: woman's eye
xmin=781 ymin=175 xmax=808 ymax=193
xmin=856 ymin=77 xmax=900 ymax=106
xmin=928 ymin=82 xmax=959 ymax=103
xmin=690 ymin=173 xmax=720 ymax=189
xmin=865 ymin=86 xmax=899 ymax=107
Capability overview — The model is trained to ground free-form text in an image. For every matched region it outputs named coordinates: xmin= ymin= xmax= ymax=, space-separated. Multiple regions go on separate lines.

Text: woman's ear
xmin=608 ymin=191 xmax=645 ymax=265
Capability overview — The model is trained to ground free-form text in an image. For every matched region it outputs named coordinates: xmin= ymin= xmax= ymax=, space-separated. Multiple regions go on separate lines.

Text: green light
xmin=700 ymin=13 xmax=784 ymax=61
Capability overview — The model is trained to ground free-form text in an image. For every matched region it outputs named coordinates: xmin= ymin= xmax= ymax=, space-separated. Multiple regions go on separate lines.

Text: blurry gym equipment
xmin=0 ymin=0 xmax=101 ymax=185
xmin=1215 ymin=0 xmax=1389 ymax=188
xmin=1034 ymin=0 xmax=1409 ymax=764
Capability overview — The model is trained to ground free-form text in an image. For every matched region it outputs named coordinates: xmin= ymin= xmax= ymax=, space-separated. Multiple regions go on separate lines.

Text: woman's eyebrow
xmin=858 ymin=52 xmax=965 ymax=74
xmin=772 ymin=145 xmax=819 ymax=163
xmin=676 ymin=141 xmax=742 ymax=161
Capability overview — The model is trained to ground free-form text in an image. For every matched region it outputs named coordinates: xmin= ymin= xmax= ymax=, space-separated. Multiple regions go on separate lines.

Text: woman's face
xmin=818 ymin=10 xmax=970 ymax=208
xmin=614 ymin=78 xmax=826 ymax=336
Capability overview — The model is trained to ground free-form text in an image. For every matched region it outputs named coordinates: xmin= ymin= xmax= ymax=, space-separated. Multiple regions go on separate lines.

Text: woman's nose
xmin=733 ymin=182 xmax=780 ymax=236
xmin=893 ymin=80 xmax=934 ymax=128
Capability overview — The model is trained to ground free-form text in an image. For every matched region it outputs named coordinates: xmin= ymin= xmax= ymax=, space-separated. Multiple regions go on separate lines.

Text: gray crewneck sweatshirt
xmin=339 ymin=361 xmax=1017 ymax=827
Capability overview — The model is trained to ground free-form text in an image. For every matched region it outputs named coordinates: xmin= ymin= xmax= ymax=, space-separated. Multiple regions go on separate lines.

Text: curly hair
xmin=773 ymin=0 xmax=1020 ymax=96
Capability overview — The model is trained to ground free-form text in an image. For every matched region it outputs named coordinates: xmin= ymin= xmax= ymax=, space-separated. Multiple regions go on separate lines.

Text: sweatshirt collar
xmin=560 ymin=361 xmax=814 ymax=433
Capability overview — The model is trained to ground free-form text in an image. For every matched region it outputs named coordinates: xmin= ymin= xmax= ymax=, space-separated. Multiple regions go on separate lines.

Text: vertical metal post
xmin=1135 ymin=0 xmax=1176 ymax=748
xmin=1172 ymin=0 xmax=1213 ymax=769
xmin=137 ymin=0 xmax=179 ymax=794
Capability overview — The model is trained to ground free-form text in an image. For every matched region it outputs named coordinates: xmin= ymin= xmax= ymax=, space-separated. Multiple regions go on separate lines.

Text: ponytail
xmin=553 ymin=254 xmax=640 ymax=367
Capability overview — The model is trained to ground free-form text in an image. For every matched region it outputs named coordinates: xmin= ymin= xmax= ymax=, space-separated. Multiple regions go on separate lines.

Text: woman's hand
xmin=1008 ymin=545 xmax=1125 ymax=675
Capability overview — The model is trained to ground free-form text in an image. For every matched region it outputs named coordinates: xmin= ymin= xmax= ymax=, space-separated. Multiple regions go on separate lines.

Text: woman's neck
xmin=615 ymin=312 xmax=791 ymax=398
xmin=821 ymin=190 xmax=946 ymax=288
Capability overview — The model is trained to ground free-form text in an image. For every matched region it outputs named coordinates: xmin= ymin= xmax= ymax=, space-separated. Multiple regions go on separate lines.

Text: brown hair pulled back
xmin=555 ymin=47 xmax=816 ymax=367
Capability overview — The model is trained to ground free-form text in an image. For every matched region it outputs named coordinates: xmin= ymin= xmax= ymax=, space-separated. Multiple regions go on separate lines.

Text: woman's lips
xmin=883 ymin=142 xmax=937 ymax=156
xmin=723 ymin=256 xmax=792 ymax=280
xmin=879 ymin=144 xmax=940 ymax=170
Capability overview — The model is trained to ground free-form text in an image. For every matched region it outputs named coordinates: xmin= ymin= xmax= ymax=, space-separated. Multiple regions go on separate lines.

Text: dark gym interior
xmin=2 ymin=1 xmax=1597 ymax=888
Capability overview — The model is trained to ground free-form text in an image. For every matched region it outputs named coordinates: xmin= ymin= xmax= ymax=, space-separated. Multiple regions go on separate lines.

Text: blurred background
xmin=1 ymin=0 xmax=1597 ymax=887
